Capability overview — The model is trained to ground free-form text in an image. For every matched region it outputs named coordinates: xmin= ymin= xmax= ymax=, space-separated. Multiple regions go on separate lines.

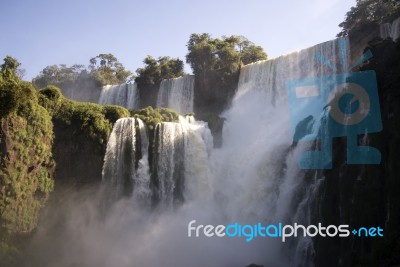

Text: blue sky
xmin=0 ymin=0 xmax=356 ymax=80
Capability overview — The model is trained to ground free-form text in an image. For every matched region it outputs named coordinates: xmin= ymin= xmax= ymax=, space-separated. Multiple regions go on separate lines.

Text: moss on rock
xmin=132 ymin=106 xmax=179 ymax=130
xmin=38 ymin=86 xmax=130 ymax=186
xmin=0 ymin=79 xmax=55 ymax=265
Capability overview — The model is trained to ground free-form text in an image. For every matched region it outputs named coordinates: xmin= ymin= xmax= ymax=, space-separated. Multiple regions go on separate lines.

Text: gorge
xmin=23 ymin=27 xmax=400 ymax=267
xmin=1 ymin=5 xmax=400 ymax=266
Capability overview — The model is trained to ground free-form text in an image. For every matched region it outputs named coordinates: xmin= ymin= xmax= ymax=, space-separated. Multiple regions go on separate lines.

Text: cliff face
xmin=0 ymin=114 xmax=54 ymax=234
xmin=312 ymin=39 xmax=400 ymax=267
xmin=0 ymin=78 xmax=132 ymax=264
xmin=193 ymin=69 xmax=239 ymax=115
xmin=51 ymin=116 xmax=108 ymax=186
xmin=137 ymin=84 xmax=159 ymax=109
xmin=0 ymin=81 xmax=55 ymax=265
xmin=38 ymin=86 xmax=131 ymax=187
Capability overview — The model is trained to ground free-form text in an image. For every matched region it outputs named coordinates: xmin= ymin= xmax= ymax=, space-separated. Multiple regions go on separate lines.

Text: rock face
xmin=193 ymin=69 xmax=240 ymax=115
xmin=51 ymin=116 xmax=108 ymax=186
xmin=0 ymin=115 xmax=54 ymax=234
xmin=138 ymin=84 xmax=159 ymax=109
xmin=38 ymin=86 xmax=131 ymax=187
xmin=0 ymin=81 xmax=55 ymax=265
xmin=312 ymin=39 xmax=400 ymax=267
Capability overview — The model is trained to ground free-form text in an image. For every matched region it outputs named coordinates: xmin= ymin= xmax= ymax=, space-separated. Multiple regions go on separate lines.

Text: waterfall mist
xmin=26 ymin=38 xmax=352 ymax=267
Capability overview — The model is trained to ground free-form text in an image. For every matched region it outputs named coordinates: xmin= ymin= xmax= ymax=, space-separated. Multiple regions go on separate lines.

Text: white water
xmin=102 ymin=115 xmax=212 ymax=210
xmin=207 ymin=39 xmax=347 ymax=266
xmin=99 ymin=83 xmax=139 ymax=110
xmin=102 ymin=117 xmax=137 ymax=202
xmin=133 ymin=119 xmax=151 ymax=204
xmin=28 ymin=38 xmax=350 ymax=267
xmin=380 ymin=17 xmax=400 ymax=41
xmin=151 ymin=116 xmax=212 ymax=208
xmin=156 ymin=75 xmax=194 ymax=114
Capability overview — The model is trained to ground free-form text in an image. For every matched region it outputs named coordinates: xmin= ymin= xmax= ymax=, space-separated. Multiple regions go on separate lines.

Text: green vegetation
xmin=39 ymin=85 xmax=130 ymax=146
xmin=30 ymin=34 xmax=267 ymax=115
xmin=186 ymin=34 xmax=267 ymax=78
xmin=32 ymin=64 xmax=88 ymax=88
xmin=102 ymin=104 xmax=132 ymax=124
xmin=135 ymin=56 xmax=184 ymax=89
xmin=0 ymin=57 xmax=55 ymax=265
xmin=0 ymin=35 xmax=265 ymax=264
xmin=186 ymin=33 xmax=267 ymax=114
xmin=33 ymin=53 xmax=132 ymax=89
xmin=132 ymin=106 xmax=180 ymax=130
xmin=0 ymin=54 xmax=132 ymax=264
xmin=38 ymin=85 xmax=131 ymax=185
xmin=89 ymin=53 xmax=133 ymax=85
xmin=338 ymin=0 xmax=400 ymax=37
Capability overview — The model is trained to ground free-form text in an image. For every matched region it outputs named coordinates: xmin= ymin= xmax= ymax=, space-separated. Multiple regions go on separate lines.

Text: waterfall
xmin=380 ymin=17 xmax=400 ymax=40
xmin=209 ymin=38 xmax=352 ymax=266
xmin=156 ymin=75 xmax=194 ymax=114
xmin=151 ymin=116 xmax=212 ymax=207
xmin=30 ymin=38 xmax=364 ymax=267
xmin=181 ymin=116 xmax=213 ymax=201
xmin=99 ymin=83 xmax=139 ymax=110
xmin=392 ymin=17 xmax=400 ymax=40
xmin=102 ymin=115 xmax=212 ymax=208
xmin=98 ymin=38 xmax=350 ymax=266
xmin=151 ymin=121 xmax=186 ymax=207
xmin=133 ymin=119 xmax=151 ymax=204
xmin=102 ymin=117 xmax=155 ymax=205
xmin=102 ymin=118 xmax=137 ymax=202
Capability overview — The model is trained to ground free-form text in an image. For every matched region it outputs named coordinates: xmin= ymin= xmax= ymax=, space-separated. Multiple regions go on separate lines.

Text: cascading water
xmin=102 ymin=115 xmax=212 ymax=209
xmin=133 ymin=119 xmax=152 ymax=204
xmin=28 ymin=38 xmax=356 ymax=267
xmin=156 ymin=75 xmax=194 ymax=114
xmin=102 ymin=117 xmax=138 ymax=202
xmin=151 ymin=120 xmax=186 ymax=206
xmin=99 ymin=83 xmax=139 ymax=110
xmin=380 ymin=17 xmax=400 ymax=40
xmin=208 ymin=37 xmax=353 ymax=266
xmin=151 ymin=116 xmax=212 ymax=207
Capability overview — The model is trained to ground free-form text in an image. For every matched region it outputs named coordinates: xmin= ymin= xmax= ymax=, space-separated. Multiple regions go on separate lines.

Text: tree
xmin=33 ymin=64 xmax=81 ymax=88
xmin=185 ymin=34 xmax=267 ymax=113
xmin=0 ymin=56 xmax=22 ymax=116
xmin=33 ymin=53 xmax=132 ymax=90
xmin=2 ymin=56 xmax=26 ymax=80
xmin=186 ymin=33 xmax=218 ymax=78
xmin=135 ymin=55 xmax=184 ymax=88
xmin=1 ymin=56 xmax=20 ymax=72
xmin=89 ymin=53 xmax=132 ymax=85
xmin=186 ymin=34 xmax=267 ymax=79
xmin=338 ymin=0 xmax=400 ymax=37
xmin=241 ymin=44 xmax=268 ymax=65
xmin=0 ymin=56 xmax=25 ymax=81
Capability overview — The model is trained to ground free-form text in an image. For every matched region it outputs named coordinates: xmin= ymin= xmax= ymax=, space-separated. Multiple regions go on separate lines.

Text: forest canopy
xmin=134 ymin=56 xmax=185 ymax=89
xmin=31 ymin=34 xmax=267 ymax=91
xmin=186 ymin=34 xmax=267 ymax=78
xmin=338 ymin=0 xmax=400 ymax=36
xmin=32 ymin=54 xmax=132 ymax=89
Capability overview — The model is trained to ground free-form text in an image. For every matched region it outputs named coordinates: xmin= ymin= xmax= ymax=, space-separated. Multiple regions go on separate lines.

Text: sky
xmin=0 ymin=0 xmax=356 ymax=81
